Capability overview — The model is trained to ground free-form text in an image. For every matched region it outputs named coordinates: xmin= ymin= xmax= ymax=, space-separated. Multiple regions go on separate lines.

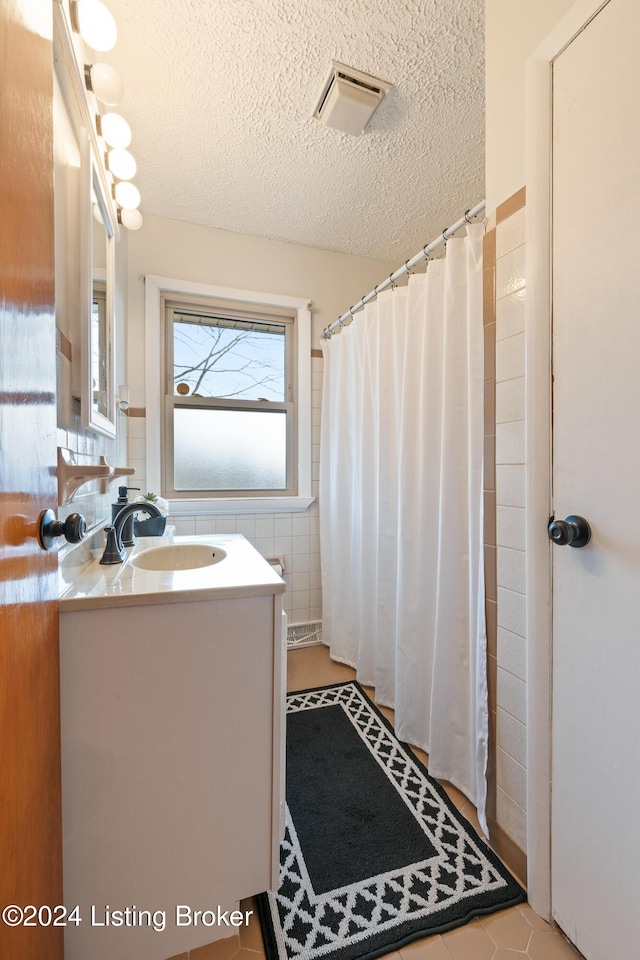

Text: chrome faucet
xmin=99 ymin=501 xmax=163 ymax=565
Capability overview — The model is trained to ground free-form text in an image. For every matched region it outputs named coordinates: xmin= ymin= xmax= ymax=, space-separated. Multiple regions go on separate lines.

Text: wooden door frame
xmin=525 ymin=0 xmax=612 ymax=920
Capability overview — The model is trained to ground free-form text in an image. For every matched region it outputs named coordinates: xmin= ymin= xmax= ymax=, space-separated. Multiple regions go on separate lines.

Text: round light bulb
xmin=74 ymin=0 xmax=117 ymax=52
xmin=120 ymin=208 xmax=143 ymax=231
xmin=88 ymin=62 xmax=123 ymax=105
xmin=115 ymin=181 xmax=141 ymax=210
xmin=108 ymin=148 xmax=136 ymax=180
xmin=100 ymin=112 xmax=131 ymax=149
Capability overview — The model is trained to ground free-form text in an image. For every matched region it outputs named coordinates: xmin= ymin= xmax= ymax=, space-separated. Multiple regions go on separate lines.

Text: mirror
xmin=53 ymin=0 xmax=121 ymax=440
xmin=81 ymin=151 xmax=117 ymax=438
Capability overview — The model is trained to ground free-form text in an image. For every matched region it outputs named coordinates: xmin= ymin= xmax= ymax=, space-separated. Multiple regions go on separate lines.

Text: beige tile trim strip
xmin=487 ymin=816 xmax=527 ymax=888
xmin=483 ymin=227 xmax=497 ymax=269
xmin=311 ymin=348 xmax=323 ymax=359
xmin=496 ymin=186 xmax=526 ymax=225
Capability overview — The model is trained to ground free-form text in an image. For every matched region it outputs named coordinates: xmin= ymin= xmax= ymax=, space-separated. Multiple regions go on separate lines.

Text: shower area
xmin=318 ymin=206 xmax=489 ymax=833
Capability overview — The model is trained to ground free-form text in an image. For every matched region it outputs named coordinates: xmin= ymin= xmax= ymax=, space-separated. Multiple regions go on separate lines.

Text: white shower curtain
xmin=320 ymin=224 xmax=488 ymax=834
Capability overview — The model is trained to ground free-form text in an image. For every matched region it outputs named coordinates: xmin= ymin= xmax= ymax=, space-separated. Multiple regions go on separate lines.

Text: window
xmin=163 ymin=295 xmax=296 ymax=498
xmin=144 ymin=276 xmax=313 ymax=514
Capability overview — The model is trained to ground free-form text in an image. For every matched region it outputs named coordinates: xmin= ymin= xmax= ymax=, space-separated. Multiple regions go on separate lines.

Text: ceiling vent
xmin=313 ymin=61 xmax=392 ymax=137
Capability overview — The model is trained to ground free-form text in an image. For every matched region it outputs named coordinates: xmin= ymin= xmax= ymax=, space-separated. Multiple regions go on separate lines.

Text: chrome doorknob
xmin=38 ymin=509 xmax=87 ymax=551
xmin=548 ymin=515 xmax=591 ymax=548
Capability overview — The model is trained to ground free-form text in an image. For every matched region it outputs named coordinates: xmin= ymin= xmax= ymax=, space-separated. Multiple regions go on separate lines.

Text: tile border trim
xmin=496 ymin=187 xmax=526 ymax=226
xmin=487 ymin=815 xmax=527 ymax=889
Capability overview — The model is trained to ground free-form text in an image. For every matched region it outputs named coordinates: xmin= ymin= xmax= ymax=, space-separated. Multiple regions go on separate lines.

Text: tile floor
xmin=168 ymin=645 xmax=583 ymax=960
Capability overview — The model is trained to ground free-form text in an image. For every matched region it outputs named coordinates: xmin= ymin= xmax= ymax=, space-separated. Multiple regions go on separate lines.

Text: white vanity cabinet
xmin=59 ymin=535 xmax=286 ymax=960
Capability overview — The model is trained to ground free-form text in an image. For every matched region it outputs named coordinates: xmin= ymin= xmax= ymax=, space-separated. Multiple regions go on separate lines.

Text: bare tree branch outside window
xmin=173 ymin=319 xmax=286 ymax=401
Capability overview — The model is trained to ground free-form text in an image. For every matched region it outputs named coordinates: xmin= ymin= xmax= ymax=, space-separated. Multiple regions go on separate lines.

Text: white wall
xmin=126 ymin=214 xmax=397 ymax=402
xmin=486 ymin=0 xmax=576 ymax=210
xmin=125 ymin=215 xmax=396 ymax=623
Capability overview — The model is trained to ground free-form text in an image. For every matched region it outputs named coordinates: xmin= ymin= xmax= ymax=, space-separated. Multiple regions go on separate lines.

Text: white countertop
xmin=59 ymin=533 xmax=285 ymax=612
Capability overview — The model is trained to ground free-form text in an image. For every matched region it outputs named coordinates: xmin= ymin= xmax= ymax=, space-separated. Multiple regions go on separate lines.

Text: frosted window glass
xmin=174 ymin=408 xmax=287 ymax=490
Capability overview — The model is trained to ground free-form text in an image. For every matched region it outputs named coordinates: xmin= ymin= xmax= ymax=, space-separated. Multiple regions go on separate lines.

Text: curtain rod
xmin=322 ymin=199 xmax=486 ymax=338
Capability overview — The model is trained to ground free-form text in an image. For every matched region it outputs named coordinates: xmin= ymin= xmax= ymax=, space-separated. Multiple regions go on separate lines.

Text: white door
xmin=551 ymin=0 xmax=640 ymax=956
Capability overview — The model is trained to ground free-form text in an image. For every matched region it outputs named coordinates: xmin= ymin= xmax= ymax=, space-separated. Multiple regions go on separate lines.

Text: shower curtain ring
xmin=389 ymin=273 xmax=397 ymax=291
xmin=442 ymin=228 xmax=449 ymax=245
xmin=464 ymin=208 xmax=473 ymax=224
xmin=404 ymin=260 xmax=414 ymax=276
xmin=422 ymin=247 xmax=431 ymax=269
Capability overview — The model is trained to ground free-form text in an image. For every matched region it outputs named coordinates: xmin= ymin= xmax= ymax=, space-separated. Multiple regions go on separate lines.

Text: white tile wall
xmin=496 ymin=289 xmax=526 ymax=340
xmin=495 ymin=464 xmax=525 ymax=506
xmin=497 ymin=667 xmax=526 ymax=725
xmin=496 ymin=421 xmax=525 ymax=464
xmin=496 ymin=787 xmax=527 ymax=851
xmin=496 ymin=244 xmax=526 ymax=300
xmin=497 ymin=586 xmax=526 ymax=638
xmin=496 ymin=747 xmax=527 ymax=810
xmin=496 ymin=505 xmax=526 ymax=550
xmin=128 ymin=355 xmax=324 ymax=625
xmin=495 ymin=208 xmax=526 ymax=260
xmin=497 ymin=627 xmax=526 ymax=682
xmin=497 ymin=707 xmax=527 ymax=767
xmin=496 ymin=333 xmax=526 ymax=380
xmin=496 ymin=379 xmax=525 ymax=424
xmin=494 ymin=210 xmax=527 ymax=852
xmin=496 ymin=546 xmax=526 ymax=593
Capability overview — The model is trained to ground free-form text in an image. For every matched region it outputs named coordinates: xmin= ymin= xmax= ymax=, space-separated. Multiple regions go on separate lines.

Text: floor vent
xmin=287 ymin=621 xmax=323 ymax=648
xmin=313 ymin=61 xmax=392 ymax=136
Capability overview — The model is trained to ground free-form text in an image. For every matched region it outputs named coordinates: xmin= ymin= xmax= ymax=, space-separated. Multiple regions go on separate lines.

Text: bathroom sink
xmin=131 ymin=543 xmax=227 ymax=571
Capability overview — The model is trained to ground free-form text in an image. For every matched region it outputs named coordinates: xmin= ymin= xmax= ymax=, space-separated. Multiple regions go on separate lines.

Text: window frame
xmin=162 ymin=294 xmax=296 ymax=498
xmin=144 ymin=275 xmax=313 ymax=515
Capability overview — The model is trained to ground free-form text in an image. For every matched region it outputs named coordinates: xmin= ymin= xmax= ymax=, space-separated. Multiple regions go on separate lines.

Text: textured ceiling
xmin=104 ymin=0 xmax=484 ymax=260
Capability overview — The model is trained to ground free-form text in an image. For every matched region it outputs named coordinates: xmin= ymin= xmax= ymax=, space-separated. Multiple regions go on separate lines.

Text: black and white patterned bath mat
xmin=257 ymin=681 xmax=524 ymax=960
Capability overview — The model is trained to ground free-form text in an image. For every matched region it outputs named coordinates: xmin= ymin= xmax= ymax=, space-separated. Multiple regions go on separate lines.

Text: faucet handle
xmin=99 ymin=525 xmax=127 ymax=565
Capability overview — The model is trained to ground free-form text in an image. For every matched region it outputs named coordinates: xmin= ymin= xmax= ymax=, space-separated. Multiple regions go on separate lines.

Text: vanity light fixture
xmin=107 ymin=148 xmax=136 ymax=180
xmin=85 ymin=62 xmax=123 ymax=105
xmin=100 ymin=112 xmax=131 ymax=149
xmin=119 ymin=208 xmax=144 ymax=231
xmin=115 ymin=181 xmax=141 ymax=210
xmin=71 ymin=0 xmax=117 ymax=53
xmin=117 ymin=384 xmax=130 ymax=411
